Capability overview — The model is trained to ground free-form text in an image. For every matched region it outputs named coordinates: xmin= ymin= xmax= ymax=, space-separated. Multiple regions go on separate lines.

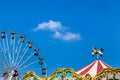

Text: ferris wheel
xmin=0 ymin=30 xmax=47 ymax=80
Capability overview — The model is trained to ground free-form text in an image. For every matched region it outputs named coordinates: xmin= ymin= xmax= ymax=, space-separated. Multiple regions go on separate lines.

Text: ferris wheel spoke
xmin=0 ymin=44 xmax=3 ymax=52
xmin=2 ymin=37 xmax=6 ymax=52
xmin=17 ymin=52 xmax=34 ymax=69
xmin=14 ymin=42 xmax=23 ymax=66
xmin=6 ymin=34 xmax=12 ymax=66
xmin=15 ymin=41 xmax=33 ymax=68
xmin=3 ymin=53 xmax=10 ymax=67
xmin=13 ymin=38 xmax=16 ymax=65
xmin=0 ymin=63 xmax=9 ymax=72
xmin=0 ymin=44 xmax=9 ymax=67
xmin=15 ymin=47 xmax=29 ymax=68
xmin=15 ymin=39 xmax=22 ymax=53
xmin=18 ymin=60 xmax=39 ymax=71
xmin=2 ymin=39 xmax=10 ymax=66
xmin=3 ymin=62 xmax=7 ymax=69
xmin=2 ymin=39 xmax=6 ymax=53
xmin=0 ymin=31 xmax=47 ymax=79
xmin=10 ymin=40 xmax=14 ymax=65
xmin=10 ymin=33 xmax=16 ymax=66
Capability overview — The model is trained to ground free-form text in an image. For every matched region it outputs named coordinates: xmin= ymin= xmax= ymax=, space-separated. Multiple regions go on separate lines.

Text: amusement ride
xmin=0 ymin=30 xmax=120 ymax=80
xmin=0 ymin=30 xmax=47 ymax=80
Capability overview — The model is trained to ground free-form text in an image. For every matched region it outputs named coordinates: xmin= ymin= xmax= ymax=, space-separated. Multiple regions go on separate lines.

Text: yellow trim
xmin=23 ymin=71 xmax=42 ymax=80
xmin=93 ymin=68 xmax=120 ymax=80
xmin=22 ymin=68 xmax=120 ymax=80
xmin=48 ymin=68 xmax=82 ymax=80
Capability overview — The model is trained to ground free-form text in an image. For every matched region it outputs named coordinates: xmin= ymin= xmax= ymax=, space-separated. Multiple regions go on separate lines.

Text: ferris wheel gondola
xmin=0 ymin=30 xmax=47 ymax=80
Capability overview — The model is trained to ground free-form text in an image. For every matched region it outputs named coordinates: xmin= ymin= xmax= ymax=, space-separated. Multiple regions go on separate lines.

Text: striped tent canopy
xmin=76 ymin=59 xmax=112 ymax=77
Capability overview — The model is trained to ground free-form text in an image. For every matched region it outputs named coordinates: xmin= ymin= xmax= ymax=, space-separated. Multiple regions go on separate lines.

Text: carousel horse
xmin=92 ymin=47 xmax=104 ymax=57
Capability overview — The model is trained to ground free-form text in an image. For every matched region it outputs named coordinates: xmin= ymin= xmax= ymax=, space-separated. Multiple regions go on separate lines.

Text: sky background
xmin=0 ymin=0 xmax=120 ymax=76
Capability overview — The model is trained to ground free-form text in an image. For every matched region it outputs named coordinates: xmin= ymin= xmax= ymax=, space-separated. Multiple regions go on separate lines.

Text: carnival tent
xmin=76 ymin=59 xmax=112 ymax=77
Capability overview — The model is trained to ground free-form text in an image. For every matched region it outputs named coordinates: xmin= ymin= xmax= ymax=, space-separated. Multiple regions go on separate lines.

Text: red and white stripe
xmin=76 ymin=59 xmax=112 ymax=77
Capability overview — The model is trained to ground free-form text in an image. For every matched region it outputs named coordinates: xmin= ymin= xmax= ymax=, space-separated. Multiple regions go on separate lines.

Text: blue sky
xmin=0 ymin=0 xmax=120 ymax=76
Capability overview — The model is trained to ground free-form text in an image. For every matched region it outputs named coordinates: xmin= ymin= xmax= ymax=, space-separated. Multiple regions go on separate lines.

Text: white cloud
xmin=53 ymin=31 xmax=81 ymax=41
xmin=33 ymin=20 xmax=82 ymax=41
xmin=33 ymin=20 xmax=62 ymax=31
